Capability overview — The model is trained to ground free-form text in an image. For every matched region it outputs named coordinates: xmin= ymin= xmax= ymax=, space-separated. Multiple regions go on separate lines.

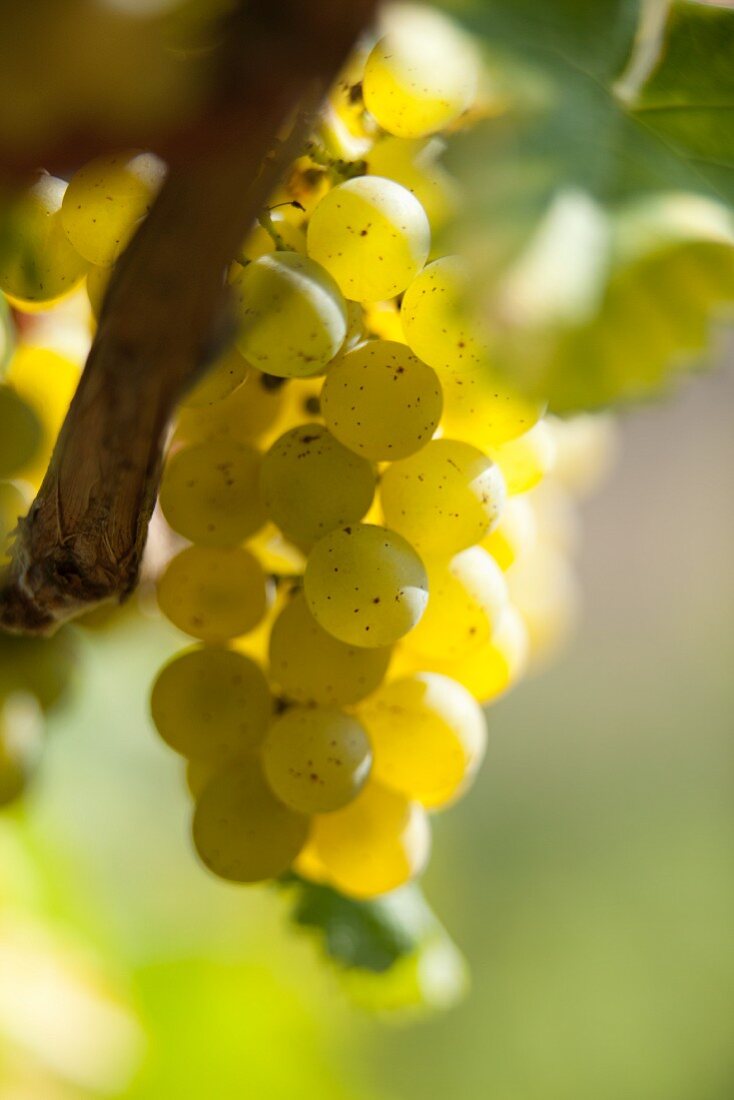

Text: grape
xmin=181 ymin=347 xmax=249 ymax=409
xmin=192 ymin=758 xmax=309 ymax=883
xmin=260 ymin=423 xmax=376 ymax=548
xmin=427 ymin=607 xmax=529 ymax=704
xmin=366 ymin=136 xmax=459 ymax=232
xmin=159 ymin=439 xmax=266 ymax=547
xmin=0 ymin=694 xmax=44 ymax=808
xmin=307 ymin=176 xmax=430 ymax=301
xmin=547 ymin=414 xmax=618 ymax=498
xmin=268 ymin=591 xmax=391 ymax=706
xmin=150 ymin=646 xmax=272 ymax=761
xmin=262 ymin=706 xmax=372 ymax=814
xmin=176 ymin=370 xmax=286 ymax=448
xmin=0 ymin=481 xmax=27 ymax=566
xmin=232 ymin=252 xmax=347 ymax=378
xmin=304 ymin=524 xmax=428 ymax=648
xmin=0 ymin=173 xmax=88 ymax=308
xmin=380 ymin=439 xmax=506 ymax=558
xmin=362 ymin=17 xmax=478 ymax=138
xmin=489 ymin=421 xmax=556 ymax=495
xmin=321 ymin=340 xmax=442 ymax=460
xmin=405 ymin=546 xmax=508 ymax=662
xmin=310 ymin=780 xmax=430 ymax=899
xmin=0 ymin=385 xmax=43 ymax=478
xmin=482 ymin=495 xmax=537 ymax=570
xmin=6 ymin=346 xmax=80 ymax=486
xmin=86 ymin=263 xmax=111 ymax=319
xmin=61 ymin=150 xmax=166 ymax=266
xmin=157 ymin=546 xmax=271 ymax=642
xmin=241 ymin=212 xmax=307 ymax=261
xmin=358 ymin=673 xmax=486 ymax=809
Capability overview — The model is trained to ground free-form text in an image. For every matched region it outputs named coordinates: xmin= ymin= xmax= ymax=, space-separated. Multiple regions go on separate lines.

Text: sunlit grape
xmin=321 ymin=340 xmax=442 ymax=460
xmin=307 ymin=176 xmax=430 ymax=301
xmin=482 ymin=494 xmax=537 ymax=570
xmin=489 ymin=421 xmax=556 ymax=495
xmin=262 ymin=706 xmax=372 ymax=814
xmin=304 ymin=524 xmax=428 ymax=648
xmin=157 ymin=546 xmax=271 ymax=642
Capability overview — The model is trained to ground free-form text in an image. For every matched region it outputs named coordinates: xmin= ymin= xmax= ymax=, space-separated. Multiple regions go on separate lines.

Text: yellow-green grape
xmin=304 ymin=524 xmax=428 ymax=648
xmin=157 ymin=546 xmax=271 ymax=642
xmin=0 ymin=481 xmax=28 ymax=566
xmin=159 ymin=439 xmax=266 ymax=548
xmin=362 ymin=299 xmax=404 ymax=342
xmin=248 ymin=524 xmax=306 ymax=577
xmin=400 ymin=254 xmax=487 ymax=369
xmin=150 ymin=646 xmax=272 ymax=761
xmin=86 ymin=263 xmax=111 ymax=319
xmin=321 ymin=340 xmax=442 ymax=461
xmin=310 ymin=780 xmax=431 ymax=899
xmin=175 ymin=370 xmax=286 ymax=448
xmin=61 ymin=150 xmax=166 ymax=266
xmin=380 ymin=439 xmax=506 ymax=558
xmin=232 ymin=252 xmax=347 ymax=378
xmin=181 ymin=347 xmax=249 ymax=409
xmin=358 ymin=673 xmax=486 ymax=809
xmin=344 ymin=300 xmax=366 ymax=351
xmin=507 ymin=549 xmax=580 ymax=668
xmin=0 ymin=172 xmax=88 ymax=308
xmin=405 ymin=546 xmax=508 ymax=662
xmin=366 ymin=136 xmax=459 ymax=232
xmin=424 ymin=606 xmax=529 ymax=704
xmin=0 ymin=386 xmax=42 ymax=478
xmin=192 ymin=758 xmax=309 ymax=883
xmin=262 ymin=706 xmax=372 ymax=814
xmin=489 ymin=421 xmax=556 ymax=495
xmin=482 ymin=494 xmax=537 ymax=571
xmin=5 ymin=346 xmax=80 ymax=487
xmin=0 ymin=693 xmax=44 ymax=808
xmin=362 ymin=16 xmax=478 ymax=138
xmin=268 ymin=591 xmax=391 ymax=706
xmin=260 ymin=423 xmax=376 ymax=548
xmin=241 ymin=212 xmax=307 ymax=261
xmin=307 ymin=177 xmax=430 ymax=301
xmin=547 ymin=413 xmax=618 ymax=498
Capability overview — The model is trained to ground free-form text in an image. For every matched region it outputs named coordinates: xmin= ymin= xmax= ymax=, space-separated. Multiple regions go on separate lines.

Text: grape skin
xmin=307 ymin=176 xmax=430 ymax=301
xmin=0 ymin=386 xmax=43 ymax=479
xmin=159 ymin=438 xmax=266 ymax=548
xmin=358 ymin=673 xmax=486 ymax=810
xmin=268 ymin=591 xmax=391 ymax=706
xmin=380 ymin=438 xmax=506 ymax=558
xmin=157 ymin=546 xmax=271 ymax=642
xmin=321 ymin=340 xmax=442 ymax=461
xmin=192 ymin=758 xmax=310 ymax=884
xmin=232 ymin=252 xmax=347 ymax=378
xmin=181 ymin=347 xmax=249 ymax=409
xmin=151 ymin=647 xmax=272 ymax=762
xmin=262 ymin=706 xmax=372 ymax=814
xmin=260 ymin=423 xmax=376 ymax=548
xmin=304 ymin=524 xmax=428 ymax=648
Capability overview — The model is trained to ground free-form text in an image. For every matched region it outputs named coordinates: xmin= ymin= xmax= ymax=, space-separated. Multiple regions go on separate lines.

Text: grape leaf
xmin=282 ymin=876 xmax=468 ymax=1012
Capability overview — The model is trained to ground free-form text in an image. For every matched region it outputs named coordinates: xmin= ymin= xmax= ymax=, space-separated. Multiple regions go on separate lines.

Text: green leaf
xmin=282 ymin=876 xmax=468 ymax=1013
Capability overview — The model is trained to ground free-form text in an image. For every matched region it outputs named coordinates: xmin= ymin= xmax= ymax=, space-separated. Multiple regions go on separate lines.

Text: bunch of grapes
xmin=0 ymin=6 xmax=616 ymax=896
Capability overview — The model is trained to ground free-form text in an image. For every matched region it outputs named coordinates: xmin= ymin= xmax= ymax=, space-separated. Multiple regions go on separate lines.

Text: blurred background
xmin=1 ymin=356 xmax=731 ymax=1098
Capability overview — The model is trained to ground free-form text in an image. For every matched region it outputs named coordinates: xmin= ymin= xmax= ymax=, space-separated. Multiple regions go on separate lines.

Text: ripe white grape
xmin=358 ymin=673 xmax=486 ymax=809
xmin=61 ymin=151 xmax=166 ymax=266
xmin=490 ymin=421 xmax=556 ymax=495
xmin=159 ymin=438 xmax=266 ymax=547
xmin=417 ymin=606 xmax=529 ymax=704
xmin=0 ymin=173 xmax=88 ymax=306
xmin=366 ymin=136 xmax=458 ymax=233
xmin=0 ymin=386 xmax=42 ymax=478
xmin=151 ymin=646 xmax=271 ymax=762
xmin=307 ymin=176 xmax=430 ymax=301
xmin=260 ymin=423 xmax=376 ymax=548
xmin=321 ymin=340 xmax=442 ymax=460
xmin=405 ymin=546 xmax=508 ymax=661
xmin=181 ymin=347 xmax=249 ymax=409
xmin=192 ymin=758 xmax=309 ymax=883
xmin=232 ymin=252 xmax=347 ymax=378
xmin=268 ymin=590 xmax=391 ymax=706
xmin=482 ymin=494 xmax=537 ymax=570
xmin=304 ymin=524 xmax=428 ymax=648
xmin=262 ymin=705 xmax=372 ymax=814
xmin=176 ymin=370 xmax=287 ymax=448
xmin=157 ymin=546 xmax=271 ymax=642
xmin=380 ymin=439 xmax=506 ymax=558
xmin=310 ymin=780 xmax=431 ymax=898
xmin=362 ymin=18 xmax=478 ymax=138
xmin=86 ymin=263 xmax=111 ymax=319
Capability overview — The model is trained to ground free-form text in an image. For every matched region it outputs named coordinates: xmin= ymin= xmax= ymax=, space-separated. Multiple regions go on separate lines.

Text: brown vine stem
xmin=0 ymin=0 xmax=377 ymax=636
